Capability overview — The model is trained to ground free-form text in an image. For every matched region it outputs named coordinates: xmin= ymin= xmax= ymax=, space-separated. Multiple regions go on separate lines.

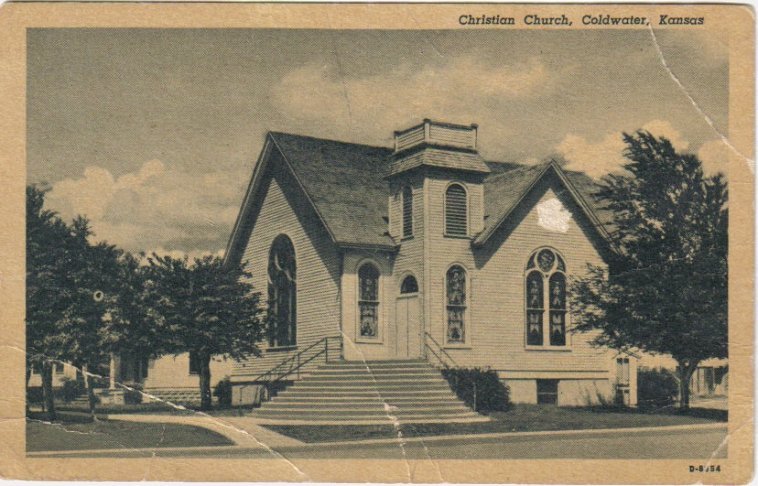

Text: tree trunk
xmin=677 ymin=360 xmax=700 ymax=410
xmin=199 ymin=353 xmax=212 ymax=411
xmin=41 ymin=361 xmax=56 ymax=421
xmin=83 ymin=365 xmax=98 ymax=419
xmin=25 ymin=364 xmax=32 ymax=416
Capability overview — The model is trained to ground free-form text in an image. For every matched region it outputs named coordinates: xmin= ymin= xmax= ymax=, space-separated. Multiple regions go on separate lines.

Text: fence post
xmin=473 ymin=381 xmax=477 ymax=412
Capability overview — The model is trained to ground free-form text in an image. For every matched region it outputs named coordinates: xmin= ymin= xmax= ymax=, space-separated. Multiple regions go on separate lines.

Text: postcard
xmin=0 ymin=2 xmax=753 ymax=483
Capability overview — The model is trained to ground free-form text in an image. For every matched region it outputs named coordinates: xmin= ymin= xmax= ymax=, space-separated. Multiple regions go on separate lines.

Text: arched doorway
xmin=395 ymin=274 xmax=421 ymax=358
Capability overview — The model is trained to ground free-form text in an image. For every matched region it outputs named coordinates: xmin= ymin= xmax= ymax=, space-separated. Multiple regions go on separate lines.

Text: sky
xmin=27 ymin=28 xmax=730 ymax=257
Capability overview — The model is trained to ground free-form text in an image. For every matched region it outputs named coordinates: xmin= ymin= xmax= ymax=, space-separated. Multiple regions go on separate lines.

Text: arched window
xmin=268 ymin=235 xmax=296 ymax=347
xmin=402 ymin=185 xmax=413 ymax=238
xmin=358 ymin=263 xmax=380 ymax=339
xmin=400 ymin=275 xmax=418 ymax=294
xmin=525 ymin=248 xmax=567 ymax=347
xmin=446 ymin=265 xmax=467 ymax=344
xmin=445 ymin=184 xmax=468 ymax=236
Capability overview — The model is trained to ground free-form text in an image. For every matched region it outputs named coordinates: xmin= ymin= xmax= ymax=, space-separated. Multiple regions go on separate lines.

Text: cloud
xmin=46 ymin=159 xmax=244 ymax=254
xmin=697 ymin=139 xmax=729 ymax=177
xmin=271 ymin=56 xmax=565 ymax=146
xmin=557 ymin=120 xmax=690 ymax=179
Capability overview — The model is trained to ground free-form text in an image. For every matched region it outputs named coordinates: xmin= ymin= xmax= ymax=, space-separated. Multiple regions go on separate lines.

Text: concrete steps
xmin=250 ymin=359 xmax=488 ymax=424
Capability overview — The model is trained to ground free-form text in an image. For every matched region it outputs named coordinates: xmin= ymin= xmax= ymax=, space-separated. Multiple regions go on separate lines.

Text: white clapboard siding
xmin=424 ymin=171 xmax=609 ymax=376
xmin=428 ymin=124 xmax=476 ymax=150
xmin=232 ymin=159 xmax=341 ymax=381
xmin=395 ymin=125 xmax=425 ymax=152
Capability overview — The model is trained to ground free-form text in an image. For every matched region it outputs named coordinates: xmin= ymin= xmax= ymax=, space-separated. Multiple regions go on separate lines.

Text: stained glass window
xmin=526 ymin=271 xmax=544 ymax=345
xmin=446 ymin=265 xmax=467 ymax=343
xmin=268 ymin=235 xmax=297 ymax=347
xmin=549 ymin=273 xmax=566 ymax=345
xmin=525 ymin=248 xmax=568 ymax=347
xmin=358 ymin=263 xmax=380 ymax=338
xmin=445 ymin=184 xmax=468 ymax=236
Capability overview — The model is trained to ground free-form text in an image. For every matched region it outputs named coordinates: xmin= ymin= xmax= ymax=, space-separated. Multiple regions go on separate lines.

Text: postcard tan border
xmin=0 ymin=3 xmax=753 ymax=483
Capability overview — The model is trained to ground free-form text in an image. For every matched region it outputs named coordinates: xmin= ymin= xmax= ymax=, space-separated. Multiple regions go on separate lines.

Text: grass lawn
xmin=26 ymin=418 xmax=234 ymax=452
xmin=264 ymin=405 xmax=727 ymax=444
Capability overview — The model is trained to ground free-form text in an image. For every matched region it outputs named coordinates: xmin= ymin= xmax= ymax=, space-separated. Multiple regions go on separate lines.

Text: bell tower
xmin=387 ymin=119 xmax=490 ymax=240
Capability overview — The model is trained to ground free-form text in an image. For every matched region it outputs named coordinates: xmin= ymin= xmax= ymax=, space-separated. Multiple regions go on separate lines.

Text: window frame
xmin=399 ymin=273 xmax=419 ymax=295
xmin=356 ymin=260 xmax=383 ymax=343
xmin=401 ymin=185 xmax=414 ymax=240
xmin=267 ymin=234 xmax=298 ymax=349
xmin=444 ymin=263 xmax=471 ymax=347
xmin=524 ymin=247 xmax=571 ymax=350
xmin=443 ymin=182 xmax=470 ymax=238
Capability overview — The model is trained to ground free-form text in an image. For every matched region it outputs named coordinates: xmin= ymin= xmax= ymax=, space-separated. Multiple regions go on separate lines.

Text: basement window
xmin=537 ymin=379 xmax=559 ymax=404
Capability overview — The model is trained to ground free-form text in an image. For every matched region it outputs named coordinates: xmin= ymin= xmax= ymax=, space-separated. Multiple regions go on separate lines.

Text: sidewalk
xmin=107 ymin=413 xmax=304 ymax=448
xmin=28 ymin=416 xmax=726 ymax=458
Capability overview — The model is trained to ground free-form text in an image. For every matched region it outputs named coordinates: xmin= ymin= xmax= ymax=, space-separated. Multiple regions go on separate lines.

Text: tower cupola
xmin=389 ymin=119 xmax=491 ymax=177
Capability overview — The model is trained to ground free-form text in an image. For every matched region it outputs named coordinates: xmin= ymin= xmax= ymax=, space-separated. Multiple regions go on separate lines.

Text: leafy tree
xmin=27 ymin=185 xmax=126 ymax=418
xmin=571 ymin=131 xmax=727 ymax=409
xmin=146 ymin=255 xmax=264 ymax=410
xmin=100 ymin=252 xmax=163 ymax=380
xmin=27 ymin=185 xmax=70 ymax=419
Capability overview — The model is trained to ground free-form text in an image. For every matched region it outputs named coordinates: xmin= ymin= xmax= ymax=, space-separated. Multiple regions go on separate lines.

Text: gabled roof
xmin=224 ymin=132 xmax=397 ymax=266
xmin=268 ymin=132 xmax=397 ymax=249
xmin=474 ymin=160 xmax=613 ymax=247
xmin=225 ymin=131 xmax=613 ymax=266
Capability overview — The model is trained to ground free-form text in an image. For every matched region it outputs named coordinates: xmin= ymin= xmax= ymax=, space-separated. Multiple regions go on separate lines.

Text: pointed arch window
xmin=525 ymin=248 xmax=567 ymax=347
xmin=268 ymin=235 xmax=296 ymax=347
xmin=446 ymin=265 xmax=467 ymax=344
xmin=445 ymin=184 xmax=468 ymax=236
xmin=402 ymin=185 xmax=413 ymax=238
xmin=358 ymin=263 xmax=380 ymax=339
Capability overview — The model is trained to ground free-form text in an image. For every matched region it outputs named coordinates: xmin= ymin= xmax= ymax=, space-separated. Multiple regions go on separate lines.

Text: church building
xmin=225 ymin=119 xmax=637 ymax=412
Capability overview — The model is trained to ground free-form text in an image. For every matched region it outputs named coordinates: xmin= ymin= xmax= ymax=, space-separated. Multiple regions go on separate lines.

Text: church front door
xmin=395 ymin=294 xmax=421 ymax=358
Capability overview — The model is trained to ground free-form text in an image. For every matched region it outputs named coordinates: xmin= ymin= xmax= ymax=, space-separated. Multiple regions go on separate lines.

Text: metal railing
xmin=423 ymin=331 xmax=459 ymax=370
xmin=247 ymin=335 xmax=342 ymax=386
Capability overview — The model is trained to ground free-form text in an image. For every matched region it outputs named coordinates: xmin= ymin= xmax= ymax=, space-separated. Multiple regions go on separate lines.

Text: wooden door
xmin=396 ymin=295 xmax=421 ymax=358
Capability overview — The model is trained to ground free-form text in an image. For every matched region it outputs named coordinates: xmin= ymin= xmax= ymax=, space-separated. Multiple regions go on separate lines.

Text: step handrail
xmin=244 ymin=335 xmax=343 ymax=387
xmin=423 ymin=331 xmax=459 ymax=369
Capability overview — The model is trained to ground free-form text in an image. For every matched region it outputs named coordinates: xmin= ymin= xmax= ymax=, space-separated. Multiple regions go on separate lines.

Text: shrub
xmin=441 ymin=367 xmax=510 ymax=412
xmin=637 ymin=367 xmax=678 ymax=409
xmin=214 ymin=377 xmax=232 ymax=408
xmin=58 ymin=376 xmax=84 ymax=402
xmin=122 ymin=382 xmax=144 ymax=405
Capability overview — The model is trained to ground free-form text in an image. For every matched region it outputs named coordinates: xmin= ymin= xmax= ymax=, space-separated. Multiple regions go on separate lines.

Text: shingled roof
xmin=226 ymin=131 xmax=612 ymax=260
xmin=268 ymin=132 xmax=396 ymax=248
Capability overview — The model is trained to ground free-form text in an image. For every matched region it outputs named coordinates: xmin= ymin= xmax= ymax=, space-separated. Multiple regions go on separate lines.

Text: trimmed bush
xmin=214 ymin=377 xmax=232 ymax=408
xmin=637 ymin=367 xmax=678 ymax=409
xmin=441 ymin=367 xmax=510 ymax=412
xmin=123 ymin=382 xmax=144 ymax=405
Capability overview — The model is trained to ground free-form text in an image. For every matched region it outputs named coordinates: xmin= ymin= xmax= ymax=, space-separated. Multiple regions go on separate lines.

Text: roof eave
xmin=336 ymin=241 xmax=399 ymax=252
xmin=222 ymin=135 xmax=275 ymax=268
xmin=471 ymin=162 xmax=553 ymax=248
xmin=223 ymin=132 xmax=345 ymax=269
